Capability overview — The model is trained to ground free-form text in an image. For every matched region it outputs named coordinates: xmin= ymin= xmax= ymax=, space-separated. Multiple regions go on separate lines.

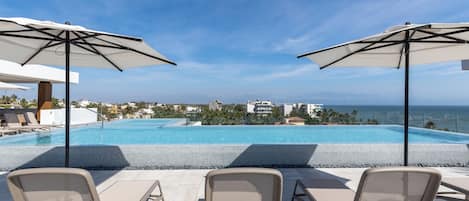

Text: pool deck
xmin=1 ymin=167 xmax=468 ymax=201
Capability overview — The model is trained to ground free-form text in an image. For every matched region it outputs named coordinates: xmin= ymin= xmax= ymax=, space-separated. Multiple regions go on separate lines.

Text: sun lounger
xmin=24 ymin=112 xmax=39 ymax=125
xmin=16 ymin=114 xmax=27 ymax=126
xmin=441 ymin=178 xmax=469 ymax=200
xmin=7 ymin=168 xmax=165 ymax=201
xmin=205 ymin=167 xmax=283 ymax=201
xmin=21 ymin=113 xmax=51 ymax=130
xmin=0 ymin=128 xmax=18 ymax=136
xmin=3 ymin=113 xmax=32 ymax=132
xmin=292 ymin=167 xmax=441 ymax=201
xmin=4 ymin=113 xmax=22 ymax=127
xmin=4 ymin=113 xmax=48 ymax=132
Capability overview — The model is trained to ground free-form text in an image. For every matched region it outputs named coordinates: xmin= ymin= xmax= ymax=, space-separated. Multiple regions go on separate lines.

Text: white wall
xmin=40 ymin=108 xmax=98 ymax=125
xmin=281 ymin=104 xmax=293 ymax=116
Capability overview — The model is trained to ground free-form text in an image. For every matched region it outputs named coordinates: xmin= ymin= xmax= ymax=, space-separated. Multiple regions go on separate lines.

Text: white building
xmin=172 ymin=104 xmax=181 ymax=111
xmin=301 ymin=104 xmax=323 ymax=118
xmin=78 ymin=99 xmax=93 ymax=107
xmin=139 ymin=108 xmax=154 ymax=115
xmin=208 ymin=100 xmax=223 ymax=111
xmin=127 ymin=102 xmax=137 ymax=108
xmin=280 ymin=104 xmax=293 ymax=117
xmin=186 ymin=106 xmax=202 ymax=113
xmin=247 ymin=100 xmax=273 ymax=114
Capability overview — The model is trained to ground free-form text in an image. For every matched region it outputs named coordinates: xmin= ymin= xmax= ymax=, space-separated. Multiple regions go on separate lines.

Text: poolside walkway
xmin=0 ymin=167 xmax=468 ymax=201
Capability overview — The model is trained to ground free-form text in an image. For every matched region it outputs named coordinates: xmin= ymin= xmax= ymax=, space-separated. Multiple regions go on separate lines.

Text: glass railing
xmin=325 ymin=106 xmax=469 ymax=134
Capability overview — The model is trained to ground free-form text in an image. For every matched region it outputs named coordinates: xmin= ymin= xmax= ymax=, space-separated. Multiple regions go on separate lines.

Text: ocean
xmin=326 ymin=105 xmax=469 ymax=133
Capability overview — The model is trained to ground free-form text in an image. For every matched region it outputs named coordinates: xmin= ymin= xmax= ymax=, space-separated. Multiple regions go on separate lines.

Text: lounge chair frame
xmin=292 ymin=167 xmax=441 ymax=201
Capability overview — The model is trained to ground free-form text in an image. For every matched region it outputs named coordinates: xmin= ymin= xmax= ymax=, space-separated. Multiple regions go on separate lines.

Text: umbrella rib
xmin=353 ymin=29 xmax=469 ymax=44
xmin=69 ymin=33 xmax=101 ymax=43
xmin=413 ymin=28 xmax=469 ymax=42
xmin=69 ymin=41 xmax=99 ymax=54
xmin=71 ymin=31 xmax=123 ymax=71
xmin=319 ymin=31 xmax=401 ymax=69
xmin=76 ymin=30 xmax=143 ymax=42
xmin=361 ymin=39 xmax=469 ymax=54
xmin=72 ymin=41 xmax=124 ymax=49
xmin=19 ymin=25 xmax=66 ymax=42
xmin=361 ymin=30 xmax=419 ymax=53
xmin=360 ymin=41 xmax=403 ymax=52
xmin=0 ymin=32 xmax=60 ymax=41
xmin=415 ymin=29 xmax=469 ymax=43
xmin=22 ymin=30 xmax=65 ymax=65
xmin=80 ymin=32 xmax=177 ymax=66
xmin=396 ymin=30 xmax=416 ymax=69
xmin=0 ymin=27 xmax=52 ymax=34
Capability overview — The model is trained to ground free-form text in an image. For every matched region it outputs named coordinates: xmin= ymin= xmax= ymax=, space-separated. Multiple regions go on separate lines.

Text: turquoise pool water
xmin=0 ymin=119 xmax=468 ymax=145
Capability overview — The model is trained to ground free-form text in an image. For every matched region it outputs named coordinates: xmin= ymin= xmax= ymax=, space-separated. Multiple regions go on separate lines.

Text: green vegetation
xmin=168 ymin=104 xmax=365 ymax=125
xmin=424 ymin=120 xmax=450 ymax=131
xmin=0 ymin=94 xmax=36 ymax=108
xmin=152 ymin=106 xmax=185 ymax=118
xmin=0 ymin=94 xmax=381 ymax=126
xmin=191 ymin=104 xmax=245 ymax=125
xmin=424 ymin=120 xmax=436 ymax=129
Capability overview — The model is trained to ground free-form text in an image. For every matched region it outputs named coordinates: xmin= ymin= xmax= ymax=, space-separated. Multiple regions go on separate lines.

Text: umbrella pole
xmin=404 ymin=30 xmax=410 ymax=166
xmin=65 ymin=29 xmax=70 ymax=167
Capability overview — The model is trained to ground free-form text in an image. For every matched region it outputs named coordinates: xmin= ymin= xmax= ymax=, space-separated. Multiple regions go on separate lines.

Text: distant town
xmin=0 ymin=95 xmax=370 ymax=125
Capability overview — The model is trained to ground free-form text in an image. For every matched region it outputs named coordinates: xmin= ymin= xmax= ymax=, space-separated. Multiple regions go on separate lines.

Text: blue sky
xmin=2 ymin=0 xmax=469 ymax=105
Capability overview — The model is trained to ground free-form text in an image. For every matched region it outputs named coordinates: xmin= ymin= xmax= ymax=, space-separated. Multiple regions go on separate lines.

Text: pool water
xmin=0 ymin=119 xmax=469 ymax=145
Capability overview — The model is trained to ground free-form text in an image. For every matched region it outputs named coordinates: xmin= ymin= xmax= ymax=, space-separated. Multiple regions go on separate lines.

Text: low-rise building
xmin=284 ymin=116 xmax=305 ymax=125
xmin=78 ymin=99 xmax=92 ymax=107
xmin=186 ymin=106 xmax=202 ymax=113
xmin=172 ymin=104 xmax=181 ymax=111
xmin=138 ymin=108 xmax=154 ymax=115
xmin=127 ymin=102 xmax=137 ymax=108
xmin=208 ymin=100 xmax=223 ymax=111
xmin=247 ymin=100 xmax=273 ymax=114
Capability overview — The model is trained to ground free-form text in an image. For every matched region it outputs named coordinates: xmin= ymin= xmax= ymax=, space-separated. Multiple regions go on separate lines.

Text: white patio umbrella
xmin=0 ymin=17 xmax=176 ymax=167
xmin=0 ymin=81 xmax=29 ymax=90
xmin=298 ymin=22 xmax=469 ymax=166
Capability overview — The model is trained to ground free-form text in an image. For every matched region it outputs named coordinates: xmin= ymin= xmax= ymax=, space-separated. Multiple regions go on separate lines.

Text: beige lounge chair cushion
xmin=17 ymin=114 xmax=27 ymax=126
xmin=4 ymin=113 xmax=21 ymax=127
xmin=206 ymin=168 xmax=283 ymax=201
xmin=355 ymin=167 xmax=441 ymax=201
xmin=25 ymin=112 xmax=39 ymax=125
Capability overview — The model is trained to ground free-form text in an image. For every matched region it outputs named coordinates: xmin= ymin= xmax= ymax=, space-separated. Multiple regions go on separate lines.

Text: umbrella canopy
xmin=0 ymin=17 xmax=176 ymax=167
xmin=299 ymin=23 xmax=469 ymax=68
xmin=0 ymin=17 xmax=175 ymax=69
xmin=0 ymin=81 xmax=29 ymax=90
xmin=298 ymin=22 xmax=469 ymax=166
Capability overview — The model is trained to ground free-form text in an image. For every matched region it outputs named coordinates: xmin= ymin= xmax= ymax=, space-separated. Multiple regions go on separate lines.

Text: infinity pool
xmin=0 ymin=119 xmax=469 ymax=145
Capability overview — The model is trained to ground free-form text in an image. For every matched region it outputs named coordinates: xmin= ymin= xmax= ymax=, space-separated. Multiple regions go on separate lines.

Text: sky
xmin=1 ymin=0 xmax=469 ymax=105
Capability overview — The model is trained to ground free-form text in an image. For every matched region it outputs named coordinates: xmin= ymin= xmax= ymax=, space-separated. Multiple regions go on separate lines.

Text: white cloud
xmin=245 ymin=64 xmax=314 ymax=81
